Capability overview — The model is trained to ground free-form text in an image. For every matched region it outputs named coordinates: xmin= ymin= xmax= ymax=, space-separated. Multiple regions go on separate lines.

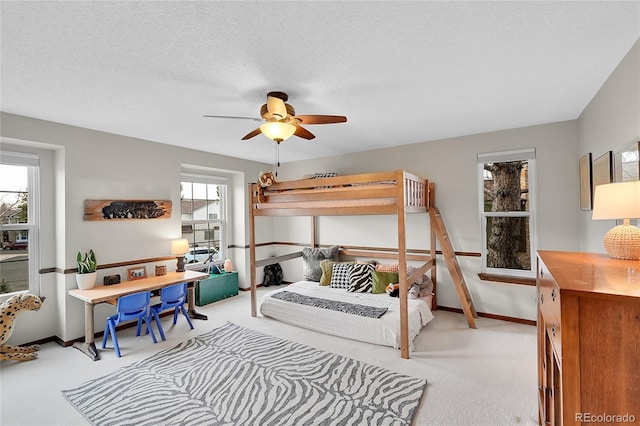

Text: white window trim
xmin=477 ymin=149 xmax=537 ymax=278
xmin=0 ymin=151 xmax=40 ymax=296
xmin=180 ymin=172 xmax=228 ymax=270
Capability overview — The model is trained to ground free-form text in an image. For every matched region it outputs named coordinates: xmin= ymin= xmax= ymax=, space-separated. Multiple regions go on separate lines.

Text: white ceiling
xmin=1 ymin=1 xmax=639 ymax=164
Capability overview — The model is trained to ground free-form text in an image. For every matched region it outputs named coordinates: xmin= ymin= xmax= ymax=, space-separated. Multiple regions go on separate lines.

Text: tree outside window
xmin=479 ymin=149 xmax=536 ymax=278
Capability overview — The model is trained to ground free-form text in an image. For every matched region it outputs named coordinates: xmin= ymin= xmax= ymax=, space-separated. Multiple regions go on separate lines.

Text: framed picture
xmin=592 ymin=151 xmax=613 ymax=190
xmin=614 ymin=141 xmax=640 ymax=227
xmin=83 ymin=199 xmax=172 ymax=221
xmin=579 ymin=153 xmax=592 ymax=210
xmin=614 ymin=141 xmax=640 ymax=183
xmin=127 ymin=266 xmax=147 ymax=281
xmin=579 ymin=153 xmax=592 ymax=211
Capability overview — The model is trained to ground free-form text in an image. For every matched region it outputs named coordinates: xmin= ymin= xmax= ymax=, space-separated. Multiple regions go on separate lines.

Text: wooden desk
xmin=69 ymin=270 xmax=209 ymax=361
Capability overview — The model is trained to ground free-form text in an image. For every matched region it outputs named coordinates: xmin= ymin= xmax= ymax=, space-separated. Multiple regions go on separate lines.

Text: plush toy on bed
xmin=386 ymin=283 xmax=420 ymax=299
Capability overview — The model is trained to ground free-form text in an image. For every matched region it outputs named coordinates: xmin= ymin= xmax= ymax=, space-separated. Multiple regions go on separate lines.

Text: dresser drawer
xmin=538 ymin=265 xmax=561 ymax=324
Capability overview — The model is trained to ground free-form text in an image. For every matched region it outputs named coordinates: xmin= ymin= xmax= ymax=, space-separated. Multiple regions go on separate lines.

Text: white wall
xmin=275 ymin=120 xmax=580 ymax=321
xmin=578 ymin=38 xmax=640 ymax=252
xmin=1 ymin=113 xmax=271 ymax=344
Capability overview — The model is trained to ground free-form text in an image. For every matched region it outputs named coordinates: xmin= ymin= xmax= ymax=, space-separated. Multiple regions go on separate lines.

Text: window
xmin=478 ymin=149 xmax=536 ymax=278
xmin=0 ymin=151 xmax=40 ymax=295
xmin=180 ymin=174 xmax=227 ymax=267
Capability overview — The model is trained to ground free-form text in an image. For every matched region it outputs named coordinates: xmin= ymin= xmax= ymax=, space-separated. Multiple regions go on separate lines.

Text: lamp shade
xmin=592 ymin=181 xmax=640 ymax=220
xmin=170 ymin=238 xmax=189 ymax=255
xmin=592 ymin=181 xmax=640 ymax=260
xmin=260 ymin=121 xmax=296 ymax=142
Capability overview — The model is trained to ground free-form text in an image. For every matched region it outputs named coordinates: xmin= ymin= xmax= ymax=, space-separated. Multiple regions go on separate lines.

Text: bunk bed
xmin=248 ymin=170 xmax=475 ymax=359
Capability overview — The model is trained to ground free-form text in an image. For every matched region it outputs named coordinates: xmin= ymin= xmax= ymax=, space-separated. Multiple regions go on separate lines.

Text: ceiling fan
xmin=204 ymin=91 xmax=347 ymax=143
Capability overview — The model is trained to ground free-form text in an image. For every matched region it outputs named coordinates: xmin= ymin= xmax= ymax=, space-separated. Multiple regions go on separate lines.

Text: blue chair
xmin=101 ymin=291 xmax=157 ymax=357
xmin=149 ymin=282 xmax=193 ymax=341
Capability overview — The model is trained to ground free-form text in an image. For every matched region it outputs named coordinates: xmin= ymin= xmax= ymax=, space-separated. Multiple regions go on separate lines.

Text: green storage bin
xmin=195 ymin=272 xmax=238 ymax=306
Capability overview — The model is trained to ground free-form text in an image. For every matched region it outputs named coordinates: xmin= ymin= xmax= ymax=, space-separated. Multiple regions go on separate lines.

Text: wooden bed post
xmin=311 ymin=216 xmax=317 ymax=248
xmin=429 ymin=182 xmax=437 ymax=309
xmin=249 ymin=184 xmax=257 ymax=317
xmin=398 ymin=171 xmax=410 ymax=359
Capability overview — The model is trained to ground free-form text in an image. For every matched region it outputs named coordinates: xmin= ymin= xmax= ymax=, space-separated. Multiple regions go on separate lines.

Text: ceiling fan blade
xmin=203 ymin=115 xmax=263 ymax=122
xmin=295 ymin=115 xmax=347 ymax=125
xmin=241 ymin=128 xmax=263 ymax=140
xmin=266 ymin=96 xmax=287 ymax=119
xmin=294 ymin=125 xmax=315 ymax=140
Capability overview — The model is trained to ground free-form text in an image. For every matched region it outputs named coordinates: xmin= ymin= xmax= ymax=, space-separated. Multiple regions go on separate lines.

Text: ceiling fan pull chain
xmin=274 ymin=142 xmax=280 ymax=177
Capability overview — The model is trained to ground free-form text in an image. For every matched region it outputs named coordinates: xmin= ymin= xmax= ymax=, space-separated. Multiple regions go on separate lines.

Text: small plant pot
xmin=75 ymin=272 xmax=97 ymax=290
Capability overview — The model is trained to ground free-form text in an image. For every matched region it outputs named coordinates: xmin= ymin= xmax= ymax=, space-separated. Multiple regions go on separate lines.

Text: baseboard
xmin=436 ymin=305 xmax=536 ymax=326
xmin=239 ymin=281 xmax=293 ymax=291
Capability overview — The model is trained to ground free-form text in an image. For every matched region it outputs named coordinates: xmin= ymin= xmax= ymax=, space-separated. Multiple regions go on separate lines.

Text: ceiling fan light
xmin=260 ymin=121 xmax=296 ymax=143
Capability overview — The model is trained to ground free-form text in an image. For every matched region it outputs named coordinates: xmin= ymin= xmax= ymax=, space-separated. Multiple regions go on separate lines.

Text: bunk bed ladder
xmin=429 ymin=207 xmax=478 ymax=329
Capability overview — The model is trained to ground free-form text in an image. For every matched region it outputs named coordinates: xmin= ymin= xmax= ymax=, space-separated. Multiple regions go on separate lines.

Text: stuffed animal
xmin=386 ymin=283 xmax=399 ymax=297
xmin=0 ymin=294 xmax=45 ymax=362
xmin=408 ymin=283 xmax=420 ymax=299
xmin=258 ymin=172 xmax=276 ymax=203
xmin=259 ymin=171 xmax=276 ymax=188
xmin=386 ymin=283 xmax=420 ymax=299
xmin=406 ymin=266 xmax=434 ymax=297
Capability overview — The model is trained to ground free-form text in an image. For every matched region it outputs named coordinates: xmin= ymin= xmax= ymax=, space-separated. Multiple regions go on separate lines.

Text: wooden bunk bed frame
xmin=248 ymin=169 xmax=476 ymax=359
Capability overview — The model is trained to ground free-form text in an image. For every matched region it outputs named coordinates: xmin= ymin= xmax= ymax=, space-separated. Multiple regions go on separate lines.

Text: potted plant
xmin=76 ymin=249 xmax=97 ymax=290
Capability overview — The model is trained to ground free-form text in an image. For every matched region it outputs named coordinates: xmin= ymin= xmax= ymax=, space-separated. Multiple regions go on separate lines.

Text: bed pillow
xmin=319 ymin=260 xmax=355 ymax=286
xmin=372 ymin=271 xmax=400 ymax=294
xmin=347 ymin=263 xmax=375 ymax=293
xmin=302 ymin=245 xmax=339 ymax=281
xmin=330 ymin=263 xmax=353 ymax=289
xmin=375 ymin=263 xmax=399 ymax=273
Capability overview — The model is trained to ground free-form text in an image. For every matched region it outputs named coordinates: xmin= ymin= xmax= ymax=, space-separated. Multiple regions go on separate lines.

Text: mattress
xmin=260 ymin=281 xmax=434 ymax=350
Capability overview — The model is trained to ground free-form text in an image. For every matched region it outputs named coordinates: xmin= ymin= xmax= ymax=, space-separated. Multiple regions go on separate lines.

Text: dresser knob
xmin=540 ymin=270 xmax=544 ymax=278
xmin=541 ymin=294 xmax=544 ymax=304
xmin=551 ymin=324 xmax=556 ymax=337
xmin=551 ymin=289 xmax=556 ymax=302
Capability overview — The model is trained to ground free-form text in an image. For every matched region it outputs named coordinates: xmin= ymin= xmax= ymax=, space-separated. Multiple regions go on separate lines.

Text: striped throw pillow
xmin=347 ymin=263 xmax=375 ymax=293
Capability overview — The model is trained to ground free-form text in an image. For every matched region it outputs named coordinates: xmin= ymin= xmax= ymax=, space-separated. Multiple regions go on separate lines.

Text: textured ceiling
xmin=1 ymin=1 xmax=639 ymax=164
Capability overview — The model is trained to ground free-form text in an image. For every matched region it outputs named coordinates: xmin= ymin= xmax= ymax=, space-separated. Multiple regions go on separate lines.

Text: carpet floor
xmin=1 ymin=285 xmax=538 ymax=425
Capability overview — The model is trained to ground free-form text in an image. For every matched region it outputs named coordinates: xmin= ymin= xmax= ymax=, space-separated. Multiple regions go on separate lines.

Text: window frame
xmin=0 ymin=151 xmax=40 ymax=297
xmin=180 ymin=172 xmax=228 ymax=270
xmin=477 ymin=149 xmax=536 ymax=279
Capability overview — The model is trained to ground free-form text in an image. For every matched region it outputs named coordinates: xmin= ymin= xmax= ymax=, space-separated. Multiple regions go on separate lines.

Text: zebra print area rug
xmin=62 ymin=322 xmax=426 ymax=426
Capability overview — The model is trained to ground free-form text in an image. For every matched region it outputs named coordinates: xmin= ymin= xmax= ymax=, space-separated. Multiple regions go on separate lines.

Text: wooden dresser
xmin=537 ymin=251 xmax=640 ymax=425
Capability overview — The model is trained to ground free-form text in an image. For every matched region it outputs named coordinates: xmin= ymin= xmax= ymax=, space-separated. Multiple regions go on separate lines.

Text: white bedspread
xmin=260 ymin=281 xmax=434 ymax=350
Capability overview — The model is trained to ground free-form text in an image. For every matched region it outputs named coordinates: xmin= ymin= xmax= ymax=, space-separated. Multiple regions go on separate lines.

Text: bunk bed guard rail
xmin=251 ymin=170 xmax=431 ymax=216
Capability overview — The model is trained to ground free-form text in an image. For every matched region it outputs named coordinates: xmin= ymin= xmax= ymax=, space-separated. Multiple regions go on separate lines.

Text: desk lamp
xmin=171 ymin=239 xmax=190 ymax=272
xmin=592 ymin=181 xmax=640 ymax=260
